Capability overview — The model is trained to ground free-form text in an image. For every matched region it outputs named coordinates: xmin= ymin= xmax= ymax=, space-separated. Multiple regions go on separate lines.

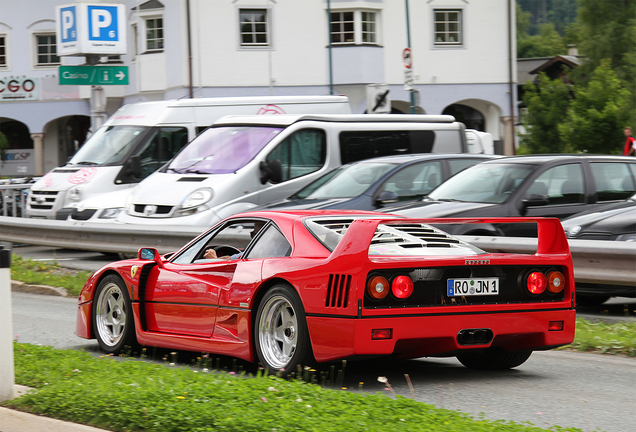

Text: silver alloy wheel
xmin=258 ymin=294 xmax=298 ymax=370
xmin=95 ymin=282 xmax=127 ymax=347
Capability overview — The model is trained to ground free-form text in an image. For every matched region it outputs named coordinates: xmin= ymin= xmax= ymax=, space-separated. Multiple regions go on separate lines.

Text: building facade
xmin=0 ymin=0 xmax=517 ymax=176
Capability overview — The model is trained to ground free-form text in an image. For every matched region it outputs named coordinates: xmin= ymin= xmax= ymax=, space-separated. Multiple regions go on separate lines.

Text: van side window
xmin=339 ymin=130 xmax=435 ymax=164
xmin=266 ymin=129 xmax=326 ymax=182
xmin=138 ymin=127 xmax=189 ymax=178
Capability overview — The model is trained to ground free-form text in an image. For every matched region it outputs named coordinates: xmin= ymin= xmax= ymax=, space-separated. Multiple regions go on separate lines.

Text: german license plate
xmin=447 ymin=278 xmax=499 ymax=296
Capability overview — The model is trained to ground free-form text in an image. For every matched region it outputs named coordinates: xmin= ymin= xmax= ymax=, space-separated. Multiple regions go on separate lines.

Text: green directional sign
xmin=59 ymin=65 xmax=129 ymax=85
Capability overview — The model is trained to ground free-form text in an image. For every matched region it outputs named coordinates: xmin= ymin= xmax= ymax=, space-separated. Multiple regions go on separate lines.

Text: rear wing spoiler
xmin=330 ymin=217 xmax=570 ymax=258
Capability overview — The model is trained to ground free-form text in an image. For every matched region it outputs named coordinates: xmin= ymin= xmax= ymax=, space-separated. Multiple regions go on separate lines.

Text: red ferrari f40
xmin=77 ymin=211 xmax=575 ymax=374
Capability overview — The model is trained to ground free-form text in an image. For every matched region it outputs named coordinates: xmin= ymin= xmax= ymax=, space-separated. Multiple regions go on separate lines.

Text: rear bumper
xmin=307 ymin=308 xmax=576 ymax=362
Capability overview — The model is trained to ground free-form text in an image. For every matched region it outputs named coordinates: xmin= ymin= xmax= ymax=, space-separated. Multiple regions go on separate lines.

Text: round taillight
xmin=547 ymin=271 xmax=565 ymax=293
xmin=527 ymin=271 xmax=547 ymax=295
xmin=367 ymin=276 xmax=390 ymax=300
xmin=392 ymin=275 xmax=414 ymax=299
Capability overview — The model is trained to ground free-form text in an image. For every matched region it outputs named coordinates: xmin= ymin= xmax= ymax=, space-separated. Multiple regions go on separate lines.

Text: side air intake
xmin=326 ymin=274 xmax=351 ymax=308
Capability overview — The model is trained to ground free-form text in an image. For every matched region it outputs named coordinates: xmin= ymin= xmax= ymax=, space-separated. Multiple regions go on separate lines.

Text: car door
xmin=143 ymin=260 xmax=230 ymax=337
xmin=521 ymin=162 xmax=589 ymax=219
xmin=500 ymin=163 xmax=587 ymax=237
xmin=142 ymin=220 xmax=256 ymax=337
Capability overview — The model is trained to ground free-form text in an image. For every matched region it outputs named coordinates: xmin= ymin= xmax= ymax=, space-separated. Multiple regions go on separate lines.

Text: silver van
xmin=26 ymin=95 xmax=351 ymax=219
xmin=106 ymin=114 xmax=469 ymax=227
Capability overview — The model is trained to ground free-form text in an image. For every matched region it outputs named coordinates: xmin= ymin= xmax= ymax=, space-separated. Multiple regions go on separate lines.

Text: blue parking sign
xmin=60 ymin=6 xmax=77 ymax=43
xmin=88 ymin=5 xmax=119 ymax=41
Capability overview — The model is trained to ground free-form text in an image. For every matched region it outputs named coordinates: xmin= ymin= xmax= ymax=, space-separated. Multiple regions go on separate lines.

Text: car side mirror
xmin=138 ymin=247 xmax=164 ymax=267
xmin=519 ymin=194 xmax=550 ymax=212
xmin=376 ymin=190 xmax=399 ymax=205
xmin=260 ymin=159 xmax=283 ymax=185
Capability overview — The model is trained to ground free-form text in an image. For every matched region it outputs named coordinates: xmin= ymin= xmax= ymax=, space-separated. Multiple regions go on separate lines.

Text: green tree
xmin=520 ymin=72 xmax=573 ymax=153
xmin=559 ymin=59 xmax=634 ymax=154
xmin=574 ymin=0 xmax=636 ymax=96
xmin=518 ymin=23 xmax=568 ymax=58
xmin=517 ymin=0 xmax=578 ymax=36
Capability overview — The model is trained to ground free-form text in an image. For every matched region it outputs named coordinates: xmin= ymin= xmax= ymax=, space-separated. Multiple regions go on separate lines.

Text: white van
xmin=25 ymin=95 xmax=351 ymax=219
xmin=465 ymin=129 xmax=495 ymax=154
xmin=108 ymin=113 xmax=469 ymax=227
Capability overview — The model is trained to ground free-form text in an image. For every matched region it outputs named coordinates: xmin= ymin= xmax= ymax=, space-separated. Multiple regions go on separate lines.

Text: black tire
xmin=92 ymin=274 xmax=138 ymax=354
xmin=457 ymin=347 xmax=532 ymax=370
xmin=576 ymin=294 xmax=610 ymax=307
xmin=254 ymin=284 xmax=314 ymax=376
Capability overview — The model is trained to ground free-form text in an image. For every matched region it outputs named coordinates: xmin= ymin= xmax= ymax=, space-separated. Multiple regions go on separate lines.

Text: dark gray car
xmin=256 ymin=153 xmax=498 ymax=212
xmin=382 ymin=155 xmax=636 ymax=237
xmin=561 ymin=195 xmax=636 ymax=305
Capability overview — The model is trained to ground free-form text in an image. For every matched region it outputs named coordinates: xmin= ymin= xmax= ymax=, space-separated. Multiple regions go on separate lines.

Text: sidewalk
xmin=0 ymin=387 xmax=110 ymax=432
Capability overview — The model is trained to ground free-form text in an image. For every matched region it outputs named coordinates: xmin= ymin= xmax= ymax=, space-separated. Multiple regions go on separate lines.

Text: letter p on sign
xmin=88 ymin=5 xmax=118 ymax=41
xmin=60 ymin=6 xmax=77 ymax=42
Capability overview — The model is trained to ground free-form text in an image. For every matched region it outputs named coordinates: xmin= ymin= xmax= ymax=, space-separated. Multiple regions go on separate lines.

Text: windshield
xmin=68 ymin=125 xmax=151 ymax=165
xmin=167 ymin=126 xmax=283 ymax=174
xmin=292 ymin=162 xmax=396 ymax=199
xmin=428 ymin=162 xmax=535 ymax=203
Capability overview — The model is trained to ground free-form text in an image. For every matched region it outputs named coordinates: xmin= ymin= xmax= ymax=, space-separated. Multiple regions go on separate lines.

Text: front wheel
xmin=93 ymin=274 xmax=137 ymax=354
xmin=457 ymin=348 xmax=532 ymax=370
xmin=254 ymin=284 xmax=314 ymax=375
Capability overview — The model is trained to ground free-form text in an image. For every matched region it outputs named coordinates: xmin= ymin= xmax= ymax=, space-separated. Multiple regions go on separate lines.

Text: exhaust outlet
xmin=457 ymin=328 xmax=493 ymax=345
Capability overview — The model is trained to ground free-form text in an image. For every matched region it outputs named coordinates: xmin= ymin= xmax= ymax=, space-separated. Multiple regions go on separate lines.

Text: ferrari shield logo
xmin=131 ymin=265 xmax=138 ymax=278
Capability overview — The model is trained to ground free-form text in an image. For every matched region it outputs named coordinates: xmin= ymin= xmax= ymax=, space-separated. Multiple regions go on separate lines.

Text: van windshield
xmin=68 ymin=125 xmax=151 ymax=166
xmin=167 ymin=126 xmax=283 ymax=174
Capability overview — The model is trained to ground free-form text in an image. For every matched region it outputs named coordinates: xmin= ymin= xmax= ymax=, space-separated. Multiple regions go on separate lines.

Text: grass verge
xmin=10 ymin=253 xmax=92 ymax=297
xmin=566 ymin=318 xmax=636 ymax=356
xmin=3 ymin=343 xmax=583 ymax=432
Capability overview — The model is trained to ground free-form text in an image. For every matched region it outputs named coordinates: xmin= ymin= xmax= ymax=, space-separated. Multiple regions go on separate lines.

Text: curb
xmin=11 ymin=280 xmax=69 ymax=297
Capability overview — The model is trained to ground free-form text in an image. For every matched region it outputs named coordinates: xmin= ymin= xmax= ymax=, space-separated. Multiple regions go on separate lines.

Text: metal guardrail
xmin=0 ymin=217 xmax=203 ymax=254
xmin=0 ymin=216 xmax=634 ymax=287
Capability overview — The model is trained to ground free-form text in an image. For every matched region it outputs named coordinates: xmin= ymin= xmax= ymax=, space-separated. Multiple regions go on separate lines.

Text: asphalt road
xmin=9 ymin=289 xmax=636 ymax=432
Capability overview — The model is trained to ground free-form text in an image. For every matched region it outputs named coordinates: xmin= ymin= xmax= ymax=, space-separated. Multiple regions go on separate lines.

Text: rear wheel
xmin=254 ymin=284 xmax=314 ymax=375
xmin=93 ymin=274 xmax=137 ymax=354
xmin=457 ymin=347 xmax=532 ymax=370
